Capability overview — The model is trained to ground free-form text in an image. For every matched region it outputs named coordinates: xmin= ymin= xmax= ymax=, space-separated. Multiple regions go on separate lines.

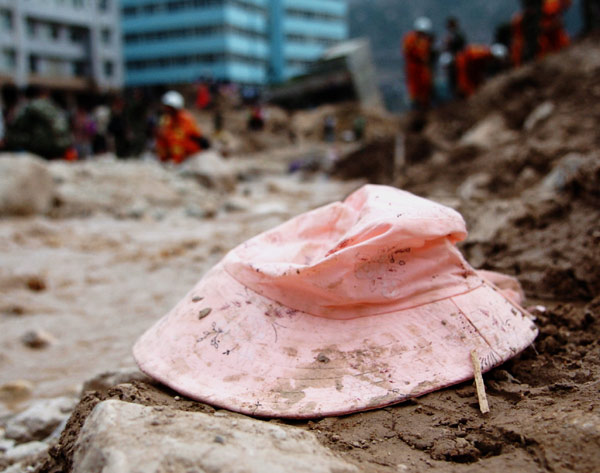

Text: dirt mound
xmin=331 ymin=138 xmax=396 ymax=184
xmin=395 ymin=37 xmax=600 ymax=303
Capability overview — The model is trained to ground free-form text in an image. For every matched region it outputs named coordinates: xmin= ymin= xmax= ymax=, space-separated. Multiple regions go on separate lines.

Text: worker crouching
xmin=155 ymin=91 xmax=210 ymax=164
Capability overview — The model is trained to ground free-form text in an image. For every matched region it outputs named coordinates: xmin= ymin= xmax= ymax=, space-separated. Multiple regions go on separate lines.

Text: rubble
xmin=71 ymin=400 xmax=358 ymax=473
xmin=0 ymin=154 xmax=55 ymax=216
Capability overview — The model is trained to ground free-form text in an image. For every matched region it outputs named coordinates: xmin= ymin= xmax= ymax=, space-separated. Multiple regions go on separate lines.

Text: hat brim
xmin=133 ymin=264 xmax=537 ymax=418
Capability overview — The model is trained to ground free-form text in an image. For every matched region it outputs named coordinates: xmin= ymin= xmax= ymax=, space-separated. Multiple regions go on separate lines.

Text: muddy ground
xmin=2 ymin=39 xmax=600 ymax=473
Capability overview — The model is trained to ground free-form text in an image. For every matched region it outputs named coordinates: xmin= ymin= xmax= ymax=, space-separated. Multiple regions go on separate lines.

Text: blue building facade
xmin=121 ymin=0 xmax=348 ymax=86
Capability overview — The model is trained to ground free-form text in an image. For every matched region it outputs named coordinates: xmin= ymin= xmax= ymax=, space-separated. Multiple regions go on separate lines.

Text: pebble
xmin=4 ymin=441 xmax=49 ymax=462
xmin=0 ymin=380 xmax=33 ymax=404
xmin=21 ymin=330 xmax=56 ymax=349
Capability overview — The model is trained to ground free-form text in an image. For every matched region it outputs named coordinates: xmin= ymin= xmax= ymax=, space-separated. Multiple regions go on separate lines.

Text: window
xmin=73 ymin=60 xmax=87 ymax=76
xmin=97 ymin=0 xmax=110 ymax=11
xmin=1 ymin=49 xmax=16 ymax=72
xmin=51 ymin=24 xmax=60 ymax=40
xmin=0 ymin=9 xmax=12 ymax=32
xmin=70 ymin=27 xmax=87 ymax=43
xmin=26 ymin=19 xmax=37 ymax=39
xmin=101 ymin=28 xmax=111 ymax=45
xmin=29 ymin=55 xmax=39 ymax=74
xmin=103 ymin=60 xmax=114 ymax=77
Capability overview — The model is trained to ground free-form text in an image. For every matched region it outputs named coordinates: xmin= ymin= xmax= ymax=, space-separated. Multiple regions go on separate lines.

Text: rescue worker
xmin=155 ymin=91 xmax=209 ymax=164
xmin=443 ymin=17 xmax=467 ymax=98
xmin=582 ymin=0 xmax=600 ymax=34
xmin=512 ymin=0 xmax=570 ymax=66
xmin=4 ymin=86 xmax=76 ymax=160
xmin=539 ymin=0 xmax=571 ymax=58
xmin=456 ymin=44 xmax=509 ymax=98
xmin=403 ymin=17 xmax=435 ymax=110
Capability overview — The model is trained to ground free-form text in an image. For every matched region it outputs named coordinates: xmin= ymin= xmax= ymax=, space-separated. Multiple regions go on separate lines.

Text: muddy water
xmin=0 ymin=164 xmax=362 ymax=416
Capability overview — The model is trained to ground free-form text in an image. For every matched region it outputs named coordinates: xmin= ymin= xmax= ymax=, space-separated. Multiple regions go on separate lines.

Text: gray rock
xmin=4 ymin=441 xmax=48 ymax=462
xmin=20 ymin=329 xmax=56 ymax=349
xmin=0 ymin=437 xmax=16 ymax=452
xmin=4 ymin=397 xmax=77 ymax=443
xmin=179 ymin=151 xmax=237 ymax=191
xmin=72 ymin=400 xmax=358 ymax=473
xmin=460 ymin=114 xmax=518 ymax=150
xmin=0 ymin=154 xmax=55 ymax=216
xmin=524 ymin=101 xmax=555 ymax=131
xmin=1 ymin=462 xmax=29 ymax=473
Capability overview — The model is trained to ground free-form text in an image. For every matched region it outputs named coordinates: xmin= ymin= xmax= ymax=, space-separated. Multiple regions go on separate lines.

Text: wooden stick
xmin=471 ymin=350 xmax=490 ymax=414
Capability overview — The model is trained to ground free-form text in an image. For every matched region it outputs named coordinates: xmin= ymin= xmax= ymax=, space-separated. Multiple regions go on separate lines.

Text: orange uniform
xmin=539 ymin=0 xmax=571 ymax=57
xmin=511 ymin=0 xmax=570 ymax=66
xmin=403 ymin=31 xmax=433 ymax=108
xmin=155 ymin=110 xmax=203 ymax=164
xmin=456 ymin=45 xmax=494 ymax=97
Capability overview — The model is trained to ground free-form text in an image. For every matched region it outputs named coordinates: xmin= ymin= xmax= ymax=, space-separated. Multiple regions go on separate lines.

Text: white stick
xmin=471 ymin=350 xmax=490 ymax=414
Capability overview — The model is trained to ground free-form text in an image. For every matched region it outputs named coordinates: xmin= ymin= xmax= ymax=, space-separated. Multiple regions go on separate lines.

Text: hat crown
xmin=224 ymin=185 xmax=481 ymax=319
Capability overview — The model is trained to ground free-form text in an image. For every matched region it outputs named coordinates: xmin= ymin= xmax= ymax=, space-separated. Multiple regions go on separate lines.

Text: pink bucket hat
xmin=134 ymin=185 xmax=537 ymax=418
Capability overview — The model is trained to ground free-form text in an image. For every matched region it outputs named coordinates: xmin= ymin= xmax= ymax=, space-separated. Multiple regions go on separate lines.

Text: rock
xmin=4 ymin=397 xmax=77 ymax=443
xmin=460 ymin=114 xmax=518 ymax=149
xmin=1 ymin=462 xmax=28 ymax=473
xmin=4 ymin=440 xmax=48 ymax=462
xmin=0 ymin=437 xmax=16 ymax=452
xmin=20 ymin=330 xmax=56 ymax=349
xmin=179 ymin=151 xmax=237 ymax=191
xmin=72 ymin=400 xmax=358 ymax=473
xmin=81 ymin=369 xmax=151 ymax=393
xmin=540 ymin=153 xmax=588 ymax=193
xmin=457 ymin=172 xmax=493 ymax=201
xmin=524 ymin=101 xmax=555 ymax=131
xmin=0 ymin=154 xmax=55 ymax=216
xmin=0 ymin=380 xmax=33 ymax=405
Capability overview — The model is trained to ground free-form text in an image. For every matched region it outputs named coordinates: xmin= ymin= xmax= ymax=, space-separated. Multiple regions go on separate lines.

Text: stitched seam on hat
xmin=449 ymin=298 xmax=502 ymax=360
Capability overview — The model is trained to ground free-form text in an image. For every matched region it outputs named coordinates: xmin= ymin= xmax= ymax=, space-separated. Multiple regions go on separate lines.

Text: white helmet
xmin=162 ymin=90 xmax=184 ymax=110
xmin=491 ymin=43 xmax=509 ymax=59
xmin=439 ymin=52 xmax=453 ymax=68
xmin=414 ymin=17 xmax=433 ymax=35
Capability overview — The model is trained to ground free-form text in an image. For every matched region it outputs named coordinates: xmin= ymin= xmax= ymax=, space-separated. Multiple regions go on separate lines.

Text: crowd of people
xmin=0 ymin=0 xmax=598 ymax=164
xmin=0 ymin=79 xmax=264 ymax=163
xmin=402 ymin=0 xmax=592 ymax=109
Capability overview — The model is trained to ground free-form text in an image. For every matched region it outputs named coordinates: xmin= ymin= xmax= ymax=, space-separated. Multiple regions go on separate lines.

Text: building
xmin=0 ymin=0 xmax=123 ymax=91
xmin=270 ymin=0 xmax=348 ymax=83
xmin=121 ymin=0 xmax=348 ymax=87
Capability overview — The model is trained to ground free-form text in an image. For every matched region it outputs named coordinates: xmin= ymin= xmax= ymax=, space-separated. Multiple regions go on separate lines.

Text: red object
xmin=403 ymin=31 xmax=433 ymax=108
xmin=511 ymin=0 xmax=571 ymax=67
xmin=456 ymin=45 xmax=494 ymax=97
xmin=539 ymin=0 xmax=571 ymax=57
xmin=195 ymin=84 xmax=212 ymax=110
xmin=155 ymin=110 xmax=204 ymax=164
xmin=63 ymin=147 xmax=78 ymax=161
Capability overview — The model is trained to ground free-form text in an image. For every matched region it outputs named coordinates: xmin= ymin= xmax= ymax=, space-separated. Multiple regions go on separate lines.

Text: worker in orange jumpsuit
xmin=456 ymin=44 xmax=509 ymax=97
xmin=511 ymin=0 xmax=571 ymax=66
xmin=539 ymin=0 xmax=571 ymax=57
xmin=403 ymin=17 xmax=435 ymax=109
xmin=155 ymin=91 xmax=208 ymax=164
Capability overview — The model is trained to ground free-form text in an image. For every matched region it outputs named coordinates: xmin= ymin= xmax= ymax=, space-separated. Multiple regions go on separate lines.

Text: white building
xmin=0 ymin=0 xmax=123 ymax=91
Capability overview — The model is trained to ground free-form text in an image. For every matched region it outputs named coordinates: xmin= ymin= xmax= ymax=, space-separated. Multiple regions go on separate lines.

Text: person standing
xmin=539 ymin=0 xmax=572 ymax=57
xmin=403 ymin=17 xmax=435 ymax=110
xmin=582 ymin=0 xmax=600 ymax=34
xmin=443 ymin=17 xmax=467 ymax=98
